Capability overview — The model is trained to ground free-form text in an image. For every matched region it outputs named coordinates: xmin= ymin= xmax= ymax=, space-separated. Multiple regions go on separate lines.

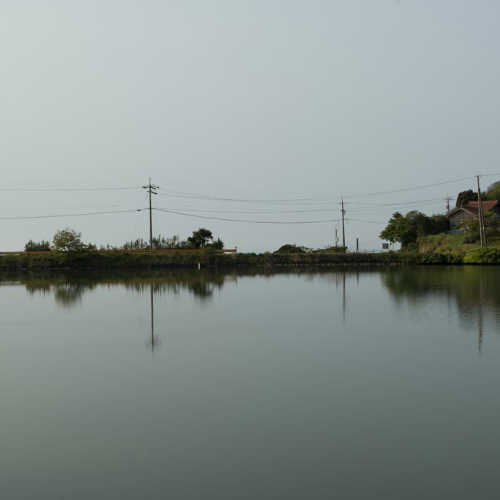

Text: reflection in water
xmin=2 ymin=267 xmax=499 ymax=353
xmin=16 ymin=270 xmax=229 ymax=307
xmin=148 ymin=283 xmax=160 ymax=353
xmin=4 ymin=269 xmax=364 ymax=309
xmin=381 ymin=267 xmax=499 ymax=352
xmin=4 ymin=269 xmax=500 ymax=499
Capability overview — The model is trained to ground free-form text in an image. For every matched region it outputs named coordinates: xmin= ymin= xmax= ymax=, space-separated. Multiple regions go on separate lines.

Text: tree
xmin=456 ymin=189 xmax=485 ymax=207
xmin=187 ymin=228 xmax=214 ymax=248
xmin=380 ymin=212 xmax=416 ymax=248
xmin=485 ymin=181 xmax=500 ymax=201
xmin=429 ymin=215 xmax=450 ymax=234
xmin=25 ymin=240 xmax=51 ymax=252
xmin=380 ymin=211 xmax=450 ymax=249
xmin=462 ymin=212 xmax=500 ymax=243
xmin=211 ymin=238 xmax=224 ymax=250
xmin=53 ymin=228 xmax=86 ymax=252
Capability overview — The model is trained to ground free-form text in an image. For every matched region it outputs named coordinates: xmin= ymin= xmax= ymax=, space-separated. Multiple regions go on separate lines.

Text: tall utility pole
xmin=476 ymin=175 xmax=486 ymax=248
xmin=341 ymin=199 xmax=346 ymax=250
xmin=142 ymin=178 xmax=159 ymax=250
xmin=445 ymin=196 xmax=453 ymax=213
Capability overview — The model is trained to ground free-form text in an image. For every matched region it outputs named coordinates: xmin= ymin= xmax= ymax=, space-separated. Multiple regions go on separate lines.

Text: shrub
xmin=274 ymin=244 xmax=310 ymax=254
xmin=24 ymin=240 xmax=51 ymax=252
xmin=464 ymin=248 xmax=500 ymax=264
xmin=315 ymin=246 xmax=347 ymax=253
xmin=53 ymin=228 xmax=95 ymax=253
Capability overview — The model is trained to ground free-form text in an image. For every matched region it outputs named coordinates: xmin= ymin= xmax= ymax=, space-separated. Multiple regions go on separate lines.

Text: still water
xmin=1 ymin=267 xmax=500 ymax=499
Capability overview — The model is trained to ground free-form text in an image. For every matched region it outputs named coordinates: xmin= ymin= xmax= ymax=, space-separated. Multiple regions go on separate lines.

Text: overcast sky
xmin=1 ymin=0 xmax=499 ymax=251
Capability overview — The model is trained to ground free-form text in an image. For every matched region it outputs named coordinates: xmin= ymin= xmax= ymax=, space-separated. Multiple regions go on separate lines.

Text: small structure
xmin=447 ymin=200 xmax=500 ymax=229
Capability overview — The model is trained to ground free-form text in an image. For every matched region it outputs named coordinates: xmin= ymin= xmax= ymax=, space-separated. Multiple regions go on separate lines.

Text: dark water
xmin=1 ymin=267 xmax=500 ymax=499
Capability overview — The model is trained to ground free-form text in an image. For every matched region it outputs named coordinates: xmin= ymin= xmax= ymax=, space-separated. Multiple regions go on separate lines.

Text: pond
xmin=1 ymin=268 xmax=499 ymax=499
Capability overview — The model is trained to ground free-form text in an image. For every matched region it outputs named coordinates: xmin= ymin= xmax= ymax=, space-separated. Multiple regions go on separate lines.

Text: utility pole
xmin=476 ymin=175 xmax=486 ymax=248
xmin=142 ymin=178 xmax=159 ymax=250
xmin=341 ymin=198 xmax=346 ymax=250
xmin=445 ymin=196 xmax=453 ymax=213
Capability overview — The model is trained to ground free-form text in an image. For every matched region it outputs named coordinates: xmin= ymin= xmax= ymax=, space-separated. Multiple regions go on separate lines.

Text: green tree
xmin=380 ymin=211 xmax=449 ymax=249
xmin=25 ymin=240 xmax=51 ymax=252
xmin=380 ymin=212 xmax=416 ymax=248
xmin=53 ymin=228 xmax=86 ymax=252
xmin=485 ymin=181 xmax=500 ymax=201
xmin=187 ymin=228 xmax=214 ymax=248
xmin=430 ymin=215 xmax=450 ymax=234
xmin=456 ymin=189 xmax=485 ymax=207
xmin=210 ymin=238 xmax=224 ymax=250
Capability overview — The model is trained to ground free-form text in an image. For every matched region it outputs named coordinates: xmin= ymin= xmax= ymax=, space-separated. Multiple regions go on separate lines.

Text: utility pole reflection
xmin=342 ymin=272 xmax=347 ymax=323
xmin=147 ymin=283 xmax=161 ymax=353
xmin=478 ymin=271 xmax=484 ymax=354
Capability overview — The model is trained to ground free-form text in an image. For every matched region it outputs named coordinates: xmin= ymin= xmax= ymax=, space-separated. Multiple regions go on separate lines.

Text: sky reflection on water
xmin=1 ymin=268 xmax=500 ymax=499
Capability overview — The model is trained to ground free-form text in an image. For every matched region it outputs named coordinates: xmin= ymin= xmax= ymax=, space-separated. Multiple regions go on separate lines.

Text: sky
xmin=1 ymin=0 xmax=499 ymax=252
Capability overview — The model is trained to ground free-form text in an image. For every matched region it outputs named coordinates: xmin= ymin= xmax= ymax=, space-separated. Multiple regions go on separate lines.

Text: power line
xmin=158 ymin=196 xmax=447 ymax=215
xmin=155 ymin=208 xmax=339 ymax=224
xmin=0 ymin=172 xmax=497 ymax=198
xmin=0 ymin=187 xmax=140 ymax=192
xmin=158 ymin=191 xmax=330 ymax=203
xmin=155 ymin=206 xmax=340 ymax=214
xmin=343 ymin=176 xmax=473 ymax=199
xmin=343 ymin=196 xmax=445 ymax=207
xmin=346 ymin=218 xmax=386 ymax=224
xmin=159 ymin=174 xmax=483 ymax=204
xmin=0 ymin=209 xmax=141 ymax=221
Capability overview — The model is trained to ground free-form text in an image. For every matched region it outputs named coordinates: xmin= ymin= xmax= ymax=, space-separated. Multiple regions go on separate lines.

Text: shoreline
xmin=0 ymin=248 xmax=497 ymax=271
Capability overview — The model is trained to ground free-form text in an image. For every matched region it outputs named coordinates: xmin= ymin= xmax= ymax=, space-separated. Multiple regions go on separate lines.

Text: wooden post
xmin=477 ymin=176 xmax=486 ymax=247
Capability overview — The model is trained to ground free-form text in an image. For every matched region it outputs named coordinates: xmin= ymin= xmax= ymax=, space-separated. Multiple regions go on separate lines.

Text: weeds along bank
xmin=1 ymin=249 xmax=499 ymax=270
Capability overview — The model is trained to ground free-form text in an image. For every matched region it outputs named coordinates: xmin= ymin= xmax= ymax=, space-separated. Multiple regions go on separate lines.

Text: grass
xmin=418 ymin=233 xmax=500 ymax=254
xmin=1 ymin=245 xmax=499 ymax=271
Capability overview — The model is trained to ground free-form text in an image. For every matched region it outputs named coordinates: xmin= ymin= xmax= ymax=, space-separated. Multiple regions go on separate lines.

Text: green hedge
xmin=463 ymin=248 xmax=500 ymax=264
xmin=0 ymin=249 xmax=497 ymax=271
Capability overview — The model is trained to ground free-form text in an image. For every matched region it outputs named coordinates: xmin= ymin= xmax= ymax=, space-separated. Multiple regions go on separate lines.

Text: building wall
xmin=449 ymin=210 xmax=474 ymax=229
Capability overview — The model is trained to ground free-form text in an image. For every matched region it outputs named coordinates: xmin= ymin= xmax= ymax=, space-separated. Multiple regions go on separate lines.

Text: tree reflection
xmin=6 ymin=267 xmax=497 ymax=351
xmin=14 ymin=270 xmax=230 ymax=307
xmin=381 ymin=267 xmax=500 ymax=350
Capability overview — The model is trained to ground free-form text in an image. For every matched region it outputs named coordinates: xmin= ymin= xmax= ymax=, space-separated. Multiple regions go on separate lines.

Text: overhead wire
xmin=159 ymin=174 xmax=480 ymax=204
xmin=154 ymin=208 xmax=340 ymax=224
xmin=0 ymin=173 xmax=497 ymax=226
xmin=0 ymin=186 xmax=140 ymax=192
xmin=0 ymin=209 xmax=141 ymax=221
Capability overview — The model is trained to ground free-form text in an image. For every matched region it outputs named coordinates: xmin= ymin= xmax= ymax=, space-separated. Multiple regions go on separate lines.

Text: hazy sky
xmin=1 ymin=0 xmax=499 ymax=251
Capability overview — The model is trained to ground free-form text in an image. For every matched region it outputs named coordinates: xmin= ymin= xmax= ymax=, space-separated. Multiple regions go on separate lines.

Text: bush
xmin=463 ymin=232 xmax=480 ymax=244
xmin=274 ymin=244 xmax=310 ymax=254
xmin=53 ymin=228 xmax=95 ymax=253
xmin=25 ymin=240 xmax=51 ymax=252
xmin=314 ymin=246 xmax=347 ymax=253
xmin=464 ymin=248 xmax=500 ymax=264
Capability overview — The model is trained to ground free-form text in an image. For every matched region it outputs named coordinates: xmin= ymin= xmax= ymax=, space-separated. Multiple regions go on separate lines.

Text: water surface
xmin=1 ymin=268 xmax=499 ymax=499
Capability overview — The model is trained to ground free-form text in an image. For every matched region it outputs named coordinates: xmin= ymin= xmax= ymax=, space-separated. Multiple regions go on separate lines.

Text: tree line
xmin=380 ymin=181 xmax=500 ymax=249
xmin=25 ymin=228 xmax=224 ymax=253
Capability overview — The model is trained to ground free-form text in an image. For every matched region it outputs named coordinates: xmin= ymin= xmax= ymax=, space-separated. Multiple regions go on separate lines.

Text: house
xmin=447 ymin=200 xmax=500 ymax=229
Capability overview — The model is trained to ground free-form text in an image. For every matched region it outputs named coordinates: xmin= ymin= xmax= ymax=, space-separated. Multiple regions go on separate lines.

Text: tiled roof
xmin=447 ymin=200 xmax=498 ymax=218
xmin=465 ymin=200 xmax=498 ymax=211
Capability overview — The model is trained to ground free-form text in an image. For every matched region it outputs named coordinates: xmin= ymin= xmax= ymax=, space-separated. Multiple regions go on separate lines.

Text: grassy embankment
xmin=0 ymin=248 xmax=481 ymax=271
xmin=418 ymin=234 xmax=500 ymax=264
xmin=2 ymin=236 xmax=500 ymax=270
